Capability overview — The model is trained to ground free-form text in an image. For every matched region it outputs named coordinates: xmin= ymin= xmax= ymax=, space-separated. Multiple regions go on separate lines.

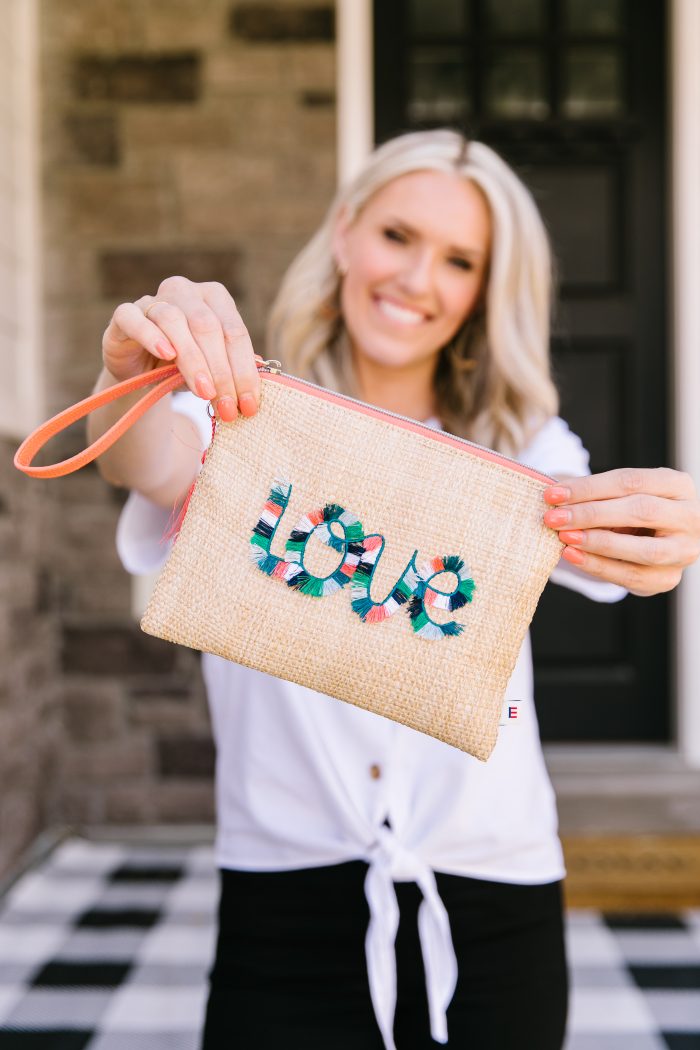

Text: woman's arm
xmin=87 ymin=365 xmax=203 ymax=508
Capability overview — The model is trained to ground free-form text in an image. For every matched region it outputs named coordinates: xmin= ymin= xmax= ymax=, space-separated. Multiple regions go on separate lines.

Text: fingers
xmin=559 ymin=545 xmax=683 ymax=596
xmin=543 ymin=492 xmax=692 ymax=534
xmin=115 ymin=299 xmax=177 ymax=359
xmin=545 ymin=467 xmax=697 ymax=505
xmin=102 ymin=301 xmax=179 ymax=381
xmin=202 ymin=282 xmax=260 ymax=417
xmin=140 ymin=278 xmax=260 ymax=419
xmin=558 ymin=527 xmax=700 ymax=569
xmin=107 ymin=279 xmax=263 ymax=416
xmin=542 ymin=468 xmax=700 ymax=595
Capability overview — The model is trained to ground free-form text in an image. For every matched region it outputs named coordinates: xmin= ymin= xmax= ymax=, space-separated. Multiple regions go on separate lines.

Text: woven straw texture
xmin=142 ymin=378 xmax=562 ymax=761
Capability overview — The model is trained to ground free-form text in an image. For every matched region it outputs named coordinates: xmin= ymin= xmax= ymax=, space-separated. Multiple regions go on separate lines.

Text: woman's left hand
xmin=543 ymin=468 xmax=700 ymax=596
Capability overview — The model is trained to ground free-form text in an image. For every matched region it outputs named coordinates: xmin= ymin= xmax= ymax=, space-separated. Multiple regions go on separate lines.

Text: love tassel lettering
xmin=249 ymin=478 xmax=476 ymax=640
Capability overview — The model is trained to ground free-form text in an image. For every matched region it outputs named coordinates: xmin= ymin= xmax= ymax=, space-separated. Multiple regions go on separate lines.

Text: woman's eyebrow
xmin=385 ymin=217 xmax=486 ymax=259
xmin=447 ymin=244 xmax=486 ymax=260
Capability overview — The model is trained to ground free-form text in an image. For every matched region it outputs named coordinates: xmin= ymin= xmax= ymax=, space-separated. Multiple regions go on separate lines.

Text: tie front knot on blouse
xmin=364 ymin=826 xmax=458 ymax=1048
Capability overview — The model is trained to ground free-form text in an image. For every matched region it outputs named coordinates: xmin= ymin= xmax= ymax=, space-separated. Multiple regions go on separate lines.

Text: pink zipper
xmin=14 ymin=359 xmax=556 ymax=485
xmin=256 ymin=362 xmax=556 ymax=485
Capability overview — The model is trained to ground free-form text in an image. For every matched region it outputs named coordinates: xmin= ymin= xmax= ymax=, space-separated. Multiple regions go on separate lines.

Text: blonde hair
xmin=267 ymin=129 xmax=558 ymax=456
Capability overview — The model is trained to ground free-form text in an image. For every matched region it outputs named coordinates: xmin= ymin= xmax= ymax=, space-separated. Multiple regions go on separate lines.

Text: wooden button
xmin=369 ymin=763 xmax=382 ymax=780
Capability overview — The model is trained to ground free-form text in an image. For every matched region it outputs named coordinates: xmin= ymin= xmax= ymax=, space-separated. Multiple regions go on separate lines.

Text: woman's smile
xmin=371 ymin=293 xmax=432 ymax=327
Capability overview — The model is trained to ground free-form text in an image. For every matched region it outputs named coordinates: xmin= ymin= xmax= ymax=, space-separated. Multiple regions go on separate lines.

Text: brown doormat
xmin=562 ymin=835 xmax=700 ymax=910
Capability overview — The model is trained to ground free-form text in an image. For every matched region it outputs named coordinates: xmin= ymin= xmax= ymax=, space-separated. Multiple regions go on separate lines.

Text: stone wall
xmin=42 ymin=0 xmax=336 ymax=412
xmin=0 ymin=0 xmax=336 ymax=863
xmin=0 ymin=441 xmax=61 ymax=878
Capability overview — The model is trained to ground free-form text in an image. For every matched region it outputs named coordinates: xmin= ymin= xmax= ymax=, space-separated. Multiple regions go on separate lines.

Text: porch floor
xmin=0 ymin=837 xmax=699 ymax=1049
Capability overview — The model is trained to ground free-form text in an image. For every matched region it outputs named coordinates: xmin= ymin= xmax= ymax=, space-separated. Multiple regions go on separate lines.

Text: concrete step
xmin=544 ymin=745 xmax=700 ymax=835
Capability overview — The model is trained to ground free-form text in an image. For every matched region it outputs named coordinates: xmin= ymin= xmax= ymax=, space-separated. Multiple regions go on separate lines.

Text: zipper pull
xmin=257 ymin=358 xmax=282 ymax=374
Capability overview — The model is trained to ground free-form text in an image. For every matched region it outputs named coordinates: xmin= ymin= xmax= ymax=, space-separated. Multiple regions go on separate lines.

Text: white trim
xmin=335 ymin=0 xmax=374 ymax=185
xmin=19 ymin=0 xmax=43 ymax=431
xmin=671 ymin=0 xmax=700 ymax=768
xmin=0 ymin=0 xmax=43 ymax=438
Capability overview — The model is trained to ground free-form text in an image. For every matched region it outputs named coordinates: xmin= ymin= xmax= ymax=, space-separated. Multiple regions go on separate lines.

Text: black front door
xmin=374 ymin=0 xmax=669 ymax=743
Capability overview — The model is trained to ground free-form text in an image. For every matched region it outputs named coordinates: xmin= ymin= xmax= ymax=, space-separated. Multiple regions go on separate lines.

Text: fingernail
xmin=195 ymin=373 xmax=216 ymax=400
xmin=562 ymin=545 xmax=585 ymax=565
xmin=218 ymin=396 xmax=237 ymax=422
xmin=544 ymin=486 xmax=572 ymax=504
xmin=559 ymin=530 xmax=585 ymax=546
xmin=156 ymin=341 xmax=176 ymax=360
xmin=544 ymin=508 xmax=572 ymax=527
xmin=239 ymin=392 xmax=258 ymax=417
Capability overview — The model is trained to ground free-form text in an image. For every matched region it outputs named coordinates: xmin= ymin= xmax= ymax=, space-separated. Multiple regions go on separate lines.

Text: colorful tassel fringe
xmin=250 ymin=478 xmax=476 ymax=640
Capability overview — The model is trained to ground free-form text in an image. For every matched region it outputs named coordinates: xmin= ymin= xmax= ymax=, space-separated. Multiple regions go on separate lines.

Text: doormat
xmin=562 ymin=835 xmax=700 ymax=910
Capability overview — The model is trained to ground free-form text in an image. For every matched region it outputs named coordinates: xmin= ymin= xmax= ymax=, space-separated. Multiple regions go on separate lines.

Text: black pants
xmin=201 ymin=861 xmax=568 ymax=1049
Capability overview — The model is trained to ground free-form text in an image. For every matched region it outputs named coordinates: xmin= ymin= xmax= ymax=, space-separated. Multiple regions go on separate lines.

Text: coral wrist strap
xmin=13 ymin=365 xmax=183 ymax=479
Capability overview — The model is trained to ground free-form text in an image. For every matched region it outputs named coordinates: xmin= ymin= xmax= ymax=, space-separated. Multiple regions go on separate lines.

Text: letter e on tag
xmin=499 ymin=699 xmax=521 ymax=727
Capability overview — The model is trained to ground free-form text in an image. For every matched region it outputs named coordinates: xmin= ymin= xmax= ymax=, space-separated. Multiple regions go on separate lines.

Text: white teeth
xmin=376 ymin=297 xmax=425 ymax=325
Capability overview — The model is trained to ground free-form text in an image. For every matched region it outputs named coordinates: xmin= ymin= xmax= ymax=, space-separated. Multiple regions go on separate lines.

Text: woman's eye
xmin=383 ymin=228 xmax=407 ymax=244
xmin=449 ymin=256 xmax=474 ymax=272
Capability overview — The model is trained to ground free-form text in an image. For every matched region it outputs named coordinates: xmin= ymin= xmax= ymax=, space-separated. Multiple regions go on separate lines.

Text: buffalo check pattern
xmin=0 ymin=839 xmax=699 ymax=1049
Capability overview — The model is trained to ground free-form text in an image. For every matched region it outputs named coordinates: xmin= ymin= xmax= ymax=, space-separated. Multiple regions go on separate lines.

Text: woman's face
xmin=333 ymin=170 xmax=491 ymax=373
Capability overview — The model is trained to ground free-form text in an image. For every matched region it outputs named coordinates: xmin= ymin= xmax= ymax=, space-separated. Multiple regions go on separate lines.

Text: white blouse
xmin=117 ymin=393 xmax=627 ymax=1049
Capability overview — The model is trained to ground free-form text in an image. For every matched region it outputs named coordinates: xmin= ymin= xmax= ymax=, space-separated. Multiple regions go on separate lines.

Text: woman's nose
xmin=397 ymin=250 xmax=436 ymax=295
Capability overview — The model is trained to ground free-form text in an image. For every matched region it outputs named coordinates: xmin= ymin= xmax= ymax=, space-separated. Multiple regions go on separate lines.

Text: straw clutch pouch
xmin=15 ymin=361 xmax=563 ymax=761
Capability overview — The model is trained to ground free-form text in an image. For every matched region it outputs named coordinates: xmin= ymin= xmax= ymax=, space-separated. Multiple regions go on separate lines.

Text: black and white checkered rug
xmin=0 ymin=839 xmax=698 ymax=1049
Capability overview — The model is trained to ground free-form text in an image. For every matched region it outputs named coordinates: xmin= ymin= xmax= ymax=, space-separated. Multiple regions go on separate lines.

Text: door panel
xmin=374 ymin=0 xmax=668 ymax=742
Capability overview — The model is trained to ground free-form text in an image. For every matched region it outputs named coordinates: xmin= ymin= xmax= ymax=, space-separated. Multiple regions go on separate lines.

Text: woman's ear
xmin=331 ymin=206 xmax=351 ymax=276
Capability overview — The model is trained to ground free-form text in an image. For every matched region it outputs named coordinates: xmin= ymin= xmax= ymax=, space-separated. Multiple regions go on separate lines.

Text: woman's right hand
xmin=102 ymin=276 xmax=263 ymax=420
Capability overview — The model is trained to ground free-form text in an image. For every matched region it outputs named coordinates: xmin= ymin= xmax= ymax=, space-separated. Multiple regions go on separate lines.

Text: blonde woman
xmin=90 ymin=131 xmax=700 ymax=1050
